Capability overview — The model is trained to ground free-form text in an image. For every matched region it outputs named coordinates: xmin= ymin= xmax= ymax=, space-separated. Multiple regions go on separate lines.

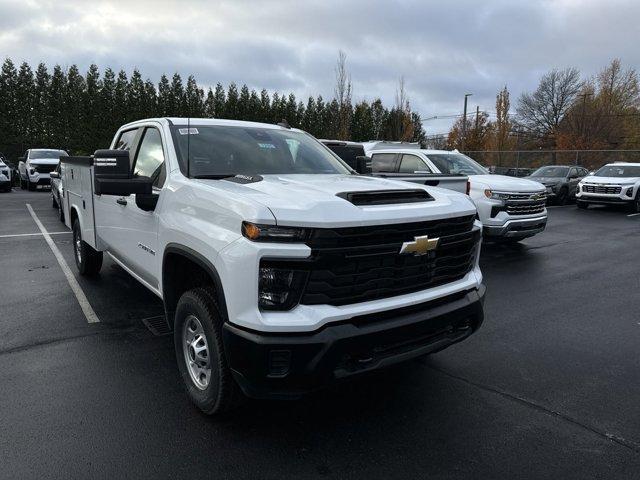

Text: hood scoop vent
xmin=336 ymin=189 xmax=433 ymax=206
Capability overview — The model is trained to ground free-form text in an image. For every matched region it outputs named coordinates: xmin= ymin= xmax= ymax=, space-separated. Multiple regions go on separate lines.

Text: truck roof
xmin=121 ymin=117 xmax=296 ymax=131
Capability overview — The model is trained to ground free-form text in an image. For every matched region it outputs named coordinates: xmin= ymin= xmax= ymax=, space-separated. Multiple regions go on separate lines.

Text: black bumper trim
xmin=222 ymin=285 xmax=485 ymax=399
xmin=577 ymin=195 xmax=631 ymax=205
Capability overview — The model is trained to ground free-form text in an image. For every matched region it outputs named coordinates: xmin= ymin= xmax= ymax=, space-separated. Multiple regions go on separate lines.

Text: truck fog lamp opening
xmin=626 ymin=187 xmax=634 ymax=197
xmin=258 ymin=266 xmax=308 ymax=310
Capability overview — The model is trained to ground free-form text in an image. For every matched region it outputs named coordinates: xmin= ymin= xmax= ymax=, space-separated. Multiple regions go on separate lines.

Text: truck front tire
xmin=72 ymin=218 xmax=102 ymax=276
xmin=174 ymin=287 xmax=244 ymax=415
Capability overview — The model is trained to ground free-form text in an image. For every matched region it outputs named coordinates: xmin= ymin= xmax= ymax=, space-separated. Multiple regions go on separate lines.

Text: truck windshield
xmin=594 ymin=165 xmax=640 ymax=178
xmin=426 ymin=153 xmax=488 ymax=175
xmin=530 ymin=166 xmax=569 ymax=177
xmin=170 ymin=126 xmax=351 ymax=177
xmin=29 ymin=150 xmax=68 ymax=159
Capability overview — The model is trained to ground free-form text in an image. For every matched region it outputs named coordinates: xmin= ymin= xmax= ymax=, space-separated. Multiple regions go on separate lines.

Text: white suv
xmin=368 ymin=149 xmax=548 ymax=242
xmin=576 ymin=163 xmax=640 ymax=212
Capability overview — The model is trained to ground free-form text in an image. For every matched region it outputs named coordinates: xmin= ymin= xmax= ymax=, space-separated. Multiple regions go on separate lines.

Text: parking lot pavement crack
xmin=421 ymin=362 xmax=640 ymax=454
xmin=0 ymin=327 xmax=141 ymax=358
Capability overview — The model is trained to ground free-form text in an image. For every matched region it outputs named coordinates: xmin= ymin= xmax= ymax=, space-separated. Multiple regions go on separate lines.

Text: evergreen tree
xmin=83 ymin=65 xmax=102 ymax=152
xmin=157 ymin=74 xmax=171 ymax=116
xmin=259 ymin=89 xmax=270 ymax=123
xmin=248 ymin=89 xmax=261 ymax=122
xmin=204 ymin=88 xmax=215 ymax=118
xmin=238 ymin=84 xmax=251 ymax=120
xmin=143 ymin=79 xmax=158 ymax=118
xmin=225 ymin=83 xmax=239 ymax=118
xmin=370 ymin=99 xmax=388 ymax=140
xmin=66 ymin=65 xmax=87 ymax=151
xmin=169 ymin=73 xmax=185 ymax=116
xmin=184 ymin=75 xmax=204 ymax=116
xmin=351 ymin=101 xmax=374 ymax=141
xmin=47 ymin=65 xmax=67 ymax=149
xmin=212 ymin=83 xmax=226 ymax=118
xmin=15 ymin=62 xmax=35 ymax=149
xmin=127 ymin=69 xmax=146 ymax=122
xmin=114 ymin=70 xmax=129 ymax=128
xmin=99 ymin=68 xmax=117 ymax=147
xmin=33 ymin=63 xmax=50 ymax=145
xmin=0 ymin=59 xmax=18 ymax=150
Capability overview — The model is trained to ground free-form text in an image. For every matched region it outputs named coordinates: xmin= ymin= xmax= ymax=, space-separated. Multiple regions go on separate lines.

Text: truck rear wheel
xmin=72 ymin=218 xmax=102 ymax=276
xmin=174 ymin=287 xmax=244 ymax=415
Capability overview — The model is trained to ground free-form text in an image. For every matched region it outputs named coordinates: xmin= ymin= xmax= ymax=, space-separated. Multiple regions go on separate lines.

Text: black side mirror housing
xmin=135 ymin=193 xmax=159 ymax=211
xmin=93 ymin=149 xmax=152 ymax=196
xmin=355 ymin=156 xmax=372 ymax=174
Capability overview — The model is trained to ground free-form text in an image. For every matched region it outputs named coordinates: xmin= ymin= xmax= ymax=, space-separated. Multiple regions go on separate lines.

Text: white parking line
xmin=627 ymin=213 xmax=640 ymax=217
xmin=0 ymin=231 xmax=71 ymax=239
xmin=26 ymin=204 xmax=100 ymax=324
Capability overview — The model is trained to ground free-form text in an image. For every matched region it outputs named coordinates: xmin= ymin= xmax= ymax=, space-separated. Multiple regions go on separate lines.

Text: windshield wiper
xmin=192 ymin=174 xmax=238 ymax=179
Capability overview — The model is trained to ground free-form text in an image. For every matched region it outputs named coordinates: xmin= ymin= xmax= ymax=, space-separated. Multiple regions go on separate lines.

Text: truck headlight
xmin=242 ymin=221 xmax=309 ymax=242
xmin=258 ymin=266 xmax=308 ymax=310
xmin=483 ymin=189 xmax=509 ymax=201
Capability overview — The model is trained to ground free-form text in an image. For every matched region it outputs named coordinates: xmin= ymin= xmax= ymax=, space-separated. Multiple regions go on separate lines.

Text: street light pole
xmin=461 ymin=93 xmax=472 ymax=152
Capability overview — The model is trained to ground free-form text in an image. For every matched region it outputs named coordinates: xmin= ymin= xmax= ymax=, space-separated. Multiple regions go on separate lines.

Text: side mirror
xmin=49 ymin=171 xmax=60 ymax=179
xmin=93 ymin=149 xmax=152 ymax=196
xmin=355 ymin=156 xmax=372 ymax=174
xmin=135 ymin=193 xmax=159 ymax=211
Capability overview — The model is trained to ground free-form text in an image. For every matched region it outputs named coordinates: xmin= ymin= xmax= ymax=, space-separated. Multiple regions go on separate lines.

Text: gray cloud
xmin=1 ymin=0 xmax=638 ymax=135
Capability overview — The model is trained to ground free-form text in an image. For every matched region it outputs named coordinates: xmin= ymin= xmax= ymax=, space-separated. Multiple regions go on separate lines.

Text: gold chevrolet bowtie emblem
xmin=399 ymin=235 xmax=440 ymax=256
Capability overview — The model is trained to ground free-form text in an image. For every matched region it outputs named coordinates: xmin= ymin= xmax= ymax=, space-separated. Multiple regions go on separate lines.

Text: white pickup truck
xmin=18 ymin=149 xmax=68 ymax=190
xmin=61 ymin=118 xmax=485 ymax=414
xmin=369 ymin=149 xmax=548 ymax=242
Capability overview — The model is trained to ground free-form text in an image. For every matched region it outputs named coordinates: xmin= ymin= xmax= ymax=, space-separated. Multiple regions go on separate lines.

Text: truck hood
xmin=196 ymin=174 xmax=476 ymax=227
xmin=581 ymin=176 xmax=640 ymax=185
xmin=471 ymin=174 xmax=545 ymax=192
xmin=30 ymin=158 xmax=60 ymax=166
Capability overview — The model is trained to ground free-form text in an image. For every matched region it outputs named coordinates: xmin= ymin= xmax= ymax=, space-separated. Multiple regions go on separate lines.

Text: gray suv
xmin=527 ymin=165 xmax=588 ymax=205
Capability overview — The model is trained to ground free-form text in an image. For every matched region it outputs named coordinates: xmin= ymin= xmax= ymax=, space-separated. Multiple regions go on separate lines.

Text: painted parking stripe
xmin=26 ymin=204 xmax=100 ymax=324
xmin=0 ymin=231 xmax=71 ymax=239
xmin=627 ymin=213 xmax=640 ymax=217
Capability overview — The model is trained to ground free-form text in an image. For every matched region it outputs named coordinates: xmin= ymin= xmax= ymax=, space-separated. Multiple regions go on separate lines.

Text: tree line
xmin=0 ymin=55 xmax=424 ymax=161
xmin=444 ymin=59 xmax=640 ymax=153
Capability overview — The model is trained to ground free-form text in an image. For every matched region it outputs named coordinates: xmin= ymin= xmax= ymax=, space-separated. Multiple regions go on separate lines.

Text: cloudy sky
xmin=1 ymin=0 xmax=638 ymax=134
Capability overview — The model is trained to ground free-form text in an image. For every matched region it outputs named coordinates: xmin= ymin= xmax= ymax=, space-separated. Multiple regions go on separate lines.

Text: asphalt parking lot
xmin=1 ymin=188 xmax=639 ymax=479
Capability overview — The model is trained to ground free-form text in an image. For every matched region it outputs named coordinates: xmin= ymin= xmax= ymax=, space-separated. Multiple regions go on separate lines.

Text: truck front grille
xmin=505 ymin=201 xmax=546 ymax=215
xmin=583 ymin=185 xmax=621 ymax=194
xmin=262 ymin=216 xmax=479 ymax=307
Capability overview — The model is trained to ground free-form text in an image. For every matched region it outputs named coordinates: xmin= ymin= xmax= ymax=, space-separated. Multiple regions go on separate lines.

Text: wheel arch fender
xmin=162 ymin=243 xmax=229 ymax=329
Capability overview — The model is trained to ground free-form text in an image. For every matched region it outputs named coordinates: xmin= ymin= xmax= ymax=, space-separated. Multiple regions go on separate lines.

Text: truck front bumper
xmin=222 ymin=285 xmax=485 ymax=399
xmin=576 ymin=194 xmax=634 ymax=206
xmin=483 ymin=215 xmax=547 ymax=239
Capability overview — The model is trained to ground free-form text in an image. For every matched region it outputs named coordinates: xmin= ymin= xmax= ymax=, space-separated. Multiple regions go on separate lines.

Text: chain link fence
xmin=464 ymin=150 xmax=640 ymax=176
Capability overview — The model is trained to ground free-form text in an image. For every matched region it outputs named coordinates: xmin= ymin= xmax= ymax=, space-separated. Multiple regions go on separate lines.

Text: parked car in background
xmin=49 ymin=162 xmax=65 ymax=221
xmin=576 ymin=162 xmax=640 ymax=212
xmin=18 ymin=149 xmax=68 ymax=190
xmin=526 ymin=165 xmax=589 ymax=204
xmin=0 ymin=157 xmax=12 ymax=192
xmin=320 ymin=140 xmax=469 ymax=194
xmin=369 ymin=149 xmax=548 ymax=242
xmin=488 ymin=166 xmax=534 ymax=178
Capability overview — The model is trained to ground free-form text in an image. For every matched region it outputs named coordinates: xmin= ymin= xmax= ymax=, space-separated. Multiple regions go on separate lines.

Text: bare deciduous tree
xmin=334 ymin=50 xmax=352 ymax=140
xmin=516 ymin=67 xmax=582 ymax=143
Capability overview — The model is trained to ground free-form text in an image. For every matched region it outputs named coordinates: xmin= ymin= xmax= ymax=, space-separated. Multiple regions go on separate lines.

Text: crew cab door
xmin=94 ymin=126 xmax=166 ymax=290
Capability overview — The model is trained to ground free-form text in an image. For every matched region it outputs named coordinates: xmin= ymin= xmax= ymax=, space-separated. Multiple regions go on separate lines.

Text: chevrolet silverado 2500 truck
xmin=61 ymin=118 xmax=485 ymax=414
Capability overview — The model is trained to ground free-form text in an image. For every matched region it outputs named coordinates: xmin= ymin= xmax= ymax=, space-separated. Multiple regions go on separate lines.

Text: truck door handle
xmin=116 ymin=198 xmax=128 ymax=206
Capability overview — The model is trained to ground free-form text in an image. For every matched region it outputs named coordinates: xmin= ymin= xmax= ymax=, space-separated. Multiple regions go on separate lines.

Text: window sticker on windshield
xmin=178 ymin=128 xmax=199 ymax=135
xmin=258 ymin=143 xmax=276 ymax=149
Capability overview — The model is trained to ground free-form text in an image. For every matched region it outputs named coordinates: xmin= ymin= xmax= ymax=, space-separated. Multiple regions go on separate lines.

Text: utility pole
xmin=475 ymin=105 xmax=480 ymax=131
xmin=461 ymin=93 xmax=472 ymax=152
xmin=578 ymin=92 xmax=593 ymax=142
